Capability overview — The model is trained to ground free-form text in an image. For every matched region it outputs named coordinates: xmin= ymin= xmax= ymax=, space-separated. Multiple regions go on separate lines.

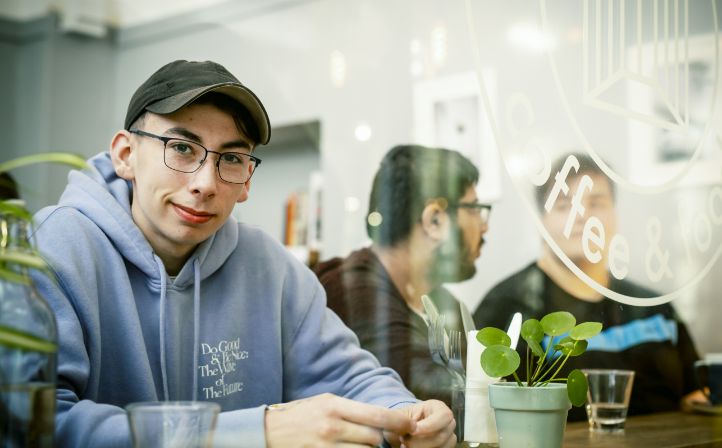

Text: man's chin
xmin=460 ymin=265 xmax=477 ymax=281
xmin=442 ymin=265 xmax=477 ymax=284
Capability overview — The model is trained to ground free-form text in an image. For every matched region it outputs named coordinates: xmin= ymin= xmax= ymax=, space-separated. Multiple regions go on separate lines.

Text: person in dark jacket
xmin=315 ymin=144 xmax=490 ymax=405
xmin=474 ymin=152 xmax=705 ymax=421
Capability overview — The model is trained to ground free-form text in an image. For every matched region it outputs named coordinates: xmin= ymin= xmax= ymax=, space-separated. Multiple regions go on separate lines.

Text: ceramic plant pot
xmin=488 ymin=382 xmax=571 ymax=448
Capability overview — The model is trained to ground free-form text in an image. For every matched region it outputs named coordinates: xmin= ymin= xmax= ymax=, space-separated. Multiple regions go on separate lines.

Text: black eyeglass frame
xmin=128 ymin=129 xmax=262 ymax=184
xmin=448 ymin=201 xmax=492 ymax=222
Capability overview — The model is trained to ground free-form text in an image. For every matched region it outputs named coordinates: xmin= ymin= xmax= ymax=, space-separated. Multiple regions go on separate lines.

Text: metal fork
xmin=427 ymin=311 xmax=446 ymax=367
xmin=430 ymin=314 xmax=465 ymax=385
xmin=432 ymin=316 xmax=466 ymax=442
xmin=447 ymin=326 xmax=465 ymax=382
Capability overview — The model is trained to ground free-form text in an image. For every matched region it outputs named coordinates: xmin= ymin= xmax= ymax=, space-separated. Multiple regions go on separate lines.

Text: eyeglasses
xmin=449 ymin=201 xmax=492 ymax=223
xmin=129 ymin=129 xmax=261 ymax=184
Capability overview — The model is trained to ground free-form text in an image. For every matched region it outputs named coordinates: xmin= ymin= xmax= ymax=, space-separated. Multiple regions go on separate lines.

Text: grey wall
xmin=0 ymin=15 xmax=115 ymax=210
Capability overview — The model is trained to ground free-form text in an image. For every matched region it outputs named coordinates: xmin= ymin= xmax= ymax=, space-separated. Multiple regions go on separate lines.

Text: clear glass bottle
xmin=0 ymin=204 xmax=57 ymax=448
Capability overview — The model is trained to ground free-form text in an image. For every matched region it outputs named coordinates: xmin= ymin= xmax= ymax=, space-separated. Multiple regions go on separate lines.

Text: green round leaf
xmin=553 ymin=338 xmax=575 ymax=355
xmin=568 ymin=340 xmax=587 ymax=357
xmin=552 ymin=336 xmax=586 ymax=356
xmin=480 ymin=345 xmax=520 ymax=377
xmin=541 ymin=311 xmax=576 ymax=336
xmin=569 ymin=322 xmax=603 ymax=340
xmin=477 ymin=327 xmax=511 ymax=347
xmin=527 ymin=339 xmax=545 ymax=358
xmin=521 ymin=319 xmax=544 ymax=343
xmin=567 ymin=369 xmax=588 ymax=407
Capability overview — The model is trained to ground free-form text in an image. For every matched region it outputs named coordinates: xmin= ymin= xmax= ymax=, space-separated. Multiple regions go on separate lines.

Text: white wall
xmin=109 ymin=0 xmax=722 ymax=355
xmin=2 ymin=0 xmax=721 ymax=354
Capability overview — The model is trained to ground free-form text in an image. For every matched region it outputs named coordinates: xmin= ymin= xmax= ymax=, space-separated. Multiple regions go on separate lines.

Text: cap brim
xmin=146 ymin=83 xmax=271 ymax=145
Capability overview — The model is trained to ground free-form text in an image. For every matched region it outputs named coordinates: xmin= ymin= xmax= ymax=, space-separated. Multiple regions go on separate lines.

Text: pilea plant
xmin=476 ymin=310 xmax=603 ymax=406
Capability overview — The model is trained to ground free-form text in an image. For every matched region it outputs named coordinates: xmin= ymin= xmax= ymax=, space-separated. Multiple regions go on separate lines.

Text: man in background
xmin=473 ymin=152 xmax=704 ymax=420
xmin=315 ymin=145 xmax=490 ymax=405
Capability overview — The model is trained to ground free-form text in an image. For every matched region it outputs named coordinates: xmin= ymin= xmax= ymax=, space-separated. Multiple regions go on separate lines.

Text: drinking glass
xmin=126 ymin=401 xmax=220 ymax=448
xmin=694 ymin=355 xmax=722 ymax=406
xmin=582 ymin=369 xmax=635 ymax=433
xmin=451 ymin=382 xmax=465 ymax=441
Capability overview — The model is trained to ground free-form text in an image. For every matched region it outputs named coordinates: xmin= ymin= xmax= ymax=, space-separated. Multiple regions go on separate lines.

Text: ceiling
xmin=0 ymin=0 xmax=230 ymax=32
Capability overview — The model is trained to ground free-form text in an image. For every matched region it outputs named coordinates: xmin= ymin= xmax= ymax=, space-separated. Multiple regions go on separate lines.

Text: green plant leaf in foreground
xmin=569 ymin=321 xmax=603 ymax=340
xmin=540 ymin=311 xmax=576 ymax=336
xmin=567 ymin=369 xmax=588 ymax=407
xmin=0 ymin=251 xmax=47 ymax=270
xmin=555 ymin=337 xmax=588 ymax=357
xmin=477 ymin=327 xmax=511 ymax=347
xmin=0 ymin=250 xmax=52 ymax=285
xmin=0 ymin=152 xmax=87 ymax=173
xmin=480 ymin=344 xmax=520 ymax=377
xmin=0 ymin=201 xmax=33 ymax=221
xmin=527 ymin=338 xmax=545 ymax=358
xmin=0 ymin=268 xmax=31 ymax=285
xmin=0 ymin=325 xmax=57 ymax=353
xmin=521 ymin=318 xmax=544 ymax=343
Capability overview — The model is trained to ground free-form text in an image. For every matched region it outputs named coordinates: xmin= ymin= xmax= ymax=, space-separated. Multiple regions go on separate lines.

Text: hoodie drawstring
xmin=157 ymin=258 xmax=170 ymax=401
xmin=157 ymin=257 xmax=201 ymax=402
xmin=192 ymin=259 xmax=201 ymax=401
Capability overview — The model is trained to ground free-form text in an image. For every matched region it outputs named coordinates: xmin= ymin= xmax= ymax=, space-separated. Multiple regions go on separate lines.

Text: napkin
xmin=464 ymin=330 xmax=498 ymax=443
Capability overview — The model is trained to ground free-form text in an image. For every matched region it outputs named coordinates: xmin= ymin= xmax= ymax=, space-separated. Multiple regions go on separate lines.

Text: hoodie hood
xmin=56 ymin=152 xmax=238 ymax=287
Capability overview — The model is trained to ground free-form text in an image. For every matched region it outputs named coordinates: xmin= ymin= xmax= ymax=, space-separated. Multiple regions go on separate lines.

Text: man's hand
xmin=681 ymin=389 xmax=709 ymax=412
xmin=265 ymin=393 xmax=416 ymax=447
xmin=384 ymin=400 xmax=456 ymax=448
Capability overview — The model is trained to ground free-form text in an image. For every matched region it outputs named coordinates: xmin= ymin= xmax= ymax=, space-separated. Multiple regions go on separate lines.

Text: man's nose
xmin=480 ymin=219 xmax=490 ymax=233
xmin=189 ymin=157 xmax=220 ymax=194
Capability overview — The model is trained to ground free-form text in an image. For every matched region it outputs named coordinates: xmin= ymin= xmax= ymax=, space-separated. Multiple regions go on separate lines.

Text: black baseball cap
xmin=124 ymin=60 xmax=271 ymax=145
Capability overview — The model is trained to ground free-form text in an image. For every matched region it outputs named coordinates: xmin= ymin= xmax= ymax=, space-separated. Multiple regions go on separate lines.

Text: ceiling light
xmin=354 ymin=123 xmax=372 ymax=142
xmin=431 ymin=26 xmax=447 ymax=65
xmin=330 ymin=50 xmax=347 ymax=87
xmin=508 ymin=23 xmax=556 ymax=52
xmin=345 ymin=196 xmax=361 ymax=213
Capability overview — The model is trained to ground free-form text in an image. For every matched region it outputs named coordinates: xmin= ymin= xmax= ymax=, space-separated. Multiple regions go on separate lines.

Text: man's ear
xmin=110 ymin=130 xmax=135 ymax=181
xmin=236 ymin=179 xmax=251 ymax=203
xmin=420 ymin=199 xmax=450 ymax=241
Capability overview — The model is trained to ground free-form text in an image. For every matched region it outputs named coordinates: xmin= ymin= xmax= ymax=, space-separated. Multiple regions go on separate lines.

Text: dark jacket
xmin=474 ymin=262 xmax=700 ymax=421
xmin=314 ymin=248 xmax=464 ymax=405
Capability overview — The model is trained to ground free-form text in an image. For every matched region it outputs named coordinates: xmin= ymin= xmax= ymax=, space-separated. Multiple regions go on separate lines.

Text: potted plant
xmin=0 ymin=152 xmax=86 ymax=446
xmin=476 ymin=311 xmax=602 ymax=448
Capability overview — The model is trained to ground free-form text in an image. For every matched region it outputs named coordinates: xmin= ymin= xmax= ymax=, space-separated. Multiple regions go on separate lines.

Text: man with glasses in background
xmin=31 ymin=60 xmax=455 ymax=447
xmin=315 ymin=145 xmax=490 ymax=408
xmin=473 ymin=152 xmax=704 ymax=421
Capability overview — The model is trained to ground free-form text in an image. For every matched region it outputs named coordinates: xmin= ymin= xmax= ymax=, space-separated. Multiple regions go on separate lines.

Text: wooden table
xmin=563 ymin=411 xmax=722 ymax=447
xmin=459 ymin=411 xmax=722 ymax=447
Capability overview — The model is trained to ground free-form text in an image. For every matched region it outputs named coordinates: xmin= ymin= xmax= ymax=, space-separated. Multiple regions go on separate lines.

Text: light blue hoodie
xmin=31 ymin=152 xmax=417 ymax=447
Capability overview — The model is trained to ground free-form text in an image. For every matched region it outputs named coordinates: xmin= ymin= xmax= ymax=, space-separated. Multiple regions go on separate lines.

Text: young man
xmin=314 ymin=145 xmax=490 ymax=405
xmin=32 ymin=60 xmax=455 ymax=447
xmin=473 ymin=152 xmax=704 ymax=421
